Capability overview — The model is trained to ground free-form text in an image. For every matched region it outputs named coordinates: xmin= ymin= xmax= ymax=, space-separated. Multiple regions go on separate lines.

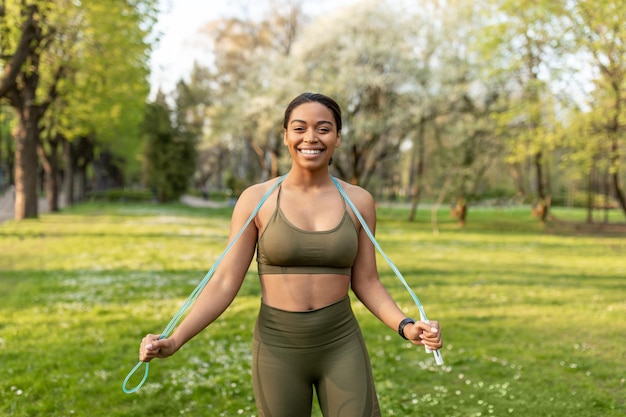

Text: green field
xmin=1 ymin=202 xmax=624 ymax=417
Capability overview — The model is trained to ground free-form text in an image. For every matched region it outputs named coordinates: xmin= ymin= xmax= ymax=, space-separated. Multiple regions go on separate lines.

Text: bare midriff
xmin=259 ymin=274 xmax=351 ymax=311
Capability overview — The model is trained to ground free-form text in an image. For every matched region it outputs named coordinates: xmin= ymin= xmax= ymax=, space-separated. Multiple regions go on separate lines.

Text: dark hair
xmin=283 ymin=92 xmax=342 ymax=133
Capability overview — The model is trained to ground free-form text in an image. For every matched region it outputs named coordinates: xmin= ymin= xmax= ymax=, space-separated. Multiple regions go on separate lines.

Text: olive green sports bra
xmin=256 ymin=185 xmax=359 ymax=275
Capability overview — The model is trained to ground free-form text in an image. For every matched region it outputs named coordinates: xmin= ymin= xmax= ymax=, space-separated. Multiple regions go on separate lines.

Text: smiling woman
xmin=135 ymin=92 xmax=442 ymax=417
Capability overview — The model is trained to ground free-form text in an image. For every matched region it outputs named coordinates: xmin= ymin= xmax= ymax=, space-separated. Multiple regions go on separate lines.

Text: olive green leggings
xmin=252 ymin=297 xmax=381 ymax=417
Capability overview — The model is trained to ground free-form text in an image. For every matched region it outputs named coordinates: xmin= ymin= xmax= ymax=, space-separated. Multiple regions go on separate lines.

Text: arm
xmin=348 ymin=185 xmax=442 ymax=350
xmin=139 ymin=185 xmax=262 ymax=361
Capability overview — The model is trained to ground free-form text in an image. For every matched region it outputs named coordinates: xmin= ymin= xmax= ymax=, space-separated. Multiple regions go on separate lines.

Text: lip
xmin=297 ymin=148 xmax=325 ymax=157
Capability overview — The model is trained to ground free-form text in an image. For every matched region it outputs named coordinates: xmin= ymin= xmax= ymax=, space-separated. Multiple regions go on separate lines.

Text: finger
xmin=405 ymin=323 xmax=434 ymax=343
xmin=142 ymin=334 xmax=161 ymax=343
xmin=420 ymin=327 xmax=441 ymax=341
xmin=420 ymin=332 xmax=443 ymax=349
xmin=419 ymin=321 xmax=441 ymax=339
xmin=425 ymin=340 xmax=443 ymax=350
xmin=139 ymin=334 xmax=162 ymax=361
xmin=141 ymin=335 xmax=162 ymax=349
xmin=139 ymin=346 xmax=154 ymax=362
xmin=428 ymin=321 xmax=440 ymax=331
xmin=146 ymin=340 xmax=163 ymax=353
xmin=418 ymin=322 xmax=442 ymax=347
xmin=412 ymin=320 xmax=439 ymax=334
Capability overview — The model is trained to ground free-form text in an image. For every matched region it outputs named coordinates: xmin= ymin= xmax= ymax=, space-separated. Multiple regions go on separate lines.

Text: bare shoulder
xmin=334 ymin=179 xmax=375 ymax=211
xmin=235 ymin=177 xmax=283 ymax=211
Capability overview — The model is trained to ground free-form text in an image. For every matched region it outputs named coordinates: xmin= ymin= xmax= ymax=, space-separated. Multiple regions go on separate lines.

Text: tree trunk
xmin=0 ymin=5 xmax=42 ymax=219
xmin=609 ymin=133 xmax=626 ymax=220
xmin=586 ymin=161 xmax=594 ymax=223
xmin=601 ymin=163 xmax=608 ymax=223
xmin=63 ymin=138 xmax=74 ymax=206
xmin=0 ymin=114 xmax=13 ymax=190
xmin=533 ymin=150 xmax=550 ymax=222
xmin=408 ymin=119 xmax=426 ymax=221
xmin=77 ymin=164 xmax=87 ymax=202
xmin=13 ymin=113 xmax=39 ymax=219
xmin=611 ymin=171 xmax=626 ymax=220
xmin=74 ymin=136 xmax=94 ymax=202
xmin=37 ymin=135 xmax=60 ymax=212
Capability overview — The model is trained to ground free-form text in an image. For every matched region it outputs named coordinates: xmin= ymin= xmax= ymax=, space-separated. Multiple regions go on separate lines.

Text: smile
xmin=299 ymin=149 xmax=323 ymax=155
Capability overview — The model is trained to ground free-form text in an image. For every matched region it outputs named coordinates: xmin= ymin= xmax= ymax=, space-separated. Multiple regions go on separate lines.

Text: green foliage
xmin=224 ymin=175 xmax=248 ymax=198
xmin=563 ymin=192 xmax=620 ymax=209
xmin=142 ymin=95 xmax=196 ymax=202
xmin=0 ymin=203 xmax=624 ymax=416
xmin=87 ymin=188 xmax=154 ymax=202
xmin=56 ymin=0 xmax=158 ymax=180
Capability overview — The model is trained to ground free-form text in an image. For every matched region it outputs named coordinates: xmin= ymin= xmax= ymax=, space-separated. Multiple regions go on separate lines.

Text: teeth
xmin=300 ymin=149 xmax=322 ymax=155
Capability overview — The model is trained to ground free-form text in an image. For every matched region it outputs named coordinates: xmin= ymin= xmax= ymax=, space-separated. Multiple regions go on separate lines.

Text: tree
xmin=397 ymin=0 xmax=508 ymax=223
xmin=477 ymin=0 xmax=570 ymax=222
xmin=173 ymin=65 xmax=232 ymax=194
xmin=142 ymin=92 xmax=196 ymax=202
xmin=194 ymin=0 xmax=306 ymax=185
xmin=0 ymin=2 xmax=63 ymax=219
xmin=0 ymin=0 xmax=157 ymax=219
xmin=287 ymin=0 xmax=417 ymax=186
xmin=48 ymin=0 xmax=157 ymax=207
xmin=565 ymin=107 xmax=614 ymax=223
xmin=567 ymin=0 xmax=626 ymax=220
xmin=403 ymin=2 xmax=447 ymax=221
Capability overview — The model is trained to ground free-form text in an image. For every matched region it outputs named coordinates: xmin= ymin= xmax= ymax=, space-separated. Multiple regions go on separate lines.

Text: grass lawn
xmin=0 ymin=201 xmax=624 ymax=417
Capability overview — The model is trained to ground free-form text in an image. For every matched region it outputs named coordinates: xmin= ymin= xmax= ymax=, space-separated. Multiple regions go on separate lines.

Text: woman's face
xmin=283 ymin=102 xmax=341 ymax=168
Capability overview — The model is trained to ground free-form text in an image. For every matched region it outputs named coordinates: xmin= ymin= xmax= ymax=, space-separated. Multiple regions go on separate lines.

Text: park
xmin=1 ymin=1 xmax=626 ymax=416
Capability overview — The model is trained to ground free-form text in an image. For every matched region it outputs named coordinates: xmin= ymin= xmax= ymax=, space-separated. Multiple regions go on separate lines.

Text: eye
xmin=318 ymin=126 xmax=331 ymax=133
xmin=293 ymin=126 xmax=306 ymax=132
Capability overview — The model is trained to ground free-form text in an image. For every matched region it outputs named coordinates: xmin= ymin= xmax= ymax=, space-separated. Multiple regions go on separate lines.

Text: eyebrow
xmin=290 ymin=119 xmax=334 ymax=126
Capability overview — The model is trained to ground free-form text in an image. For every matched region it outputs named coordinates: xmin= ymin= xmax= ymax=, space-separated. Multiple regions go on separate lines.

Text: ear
xmin=283 ymin=129 xmax=288 ymax=146
xmin=335 ymin=132 xmax=341 ymax=148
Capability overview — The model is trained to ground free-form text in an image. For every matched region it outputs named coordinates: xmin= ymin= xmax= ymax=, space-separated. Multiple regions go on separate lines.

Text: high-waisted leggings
xmin=252 ymin=296 xmax=381 ymax=417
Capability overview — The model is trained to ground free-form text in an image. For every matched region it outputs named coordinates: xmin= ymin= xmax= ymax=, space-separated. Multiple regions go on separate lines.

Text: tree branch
xmin=0 ymin=5 xmax=39 ymax=98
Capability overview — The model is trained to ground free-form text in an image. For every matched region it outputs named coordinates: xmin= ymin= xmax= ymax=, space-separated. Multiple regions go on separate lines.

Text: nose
xmin=303 ymin=128 xmax=317 ymax=143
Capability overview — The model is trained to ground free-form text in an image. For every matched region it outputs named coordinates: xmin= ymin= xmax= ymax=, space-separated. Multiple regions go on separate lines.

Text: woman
xmin=139 ymin=92 xmax=442 ymax=417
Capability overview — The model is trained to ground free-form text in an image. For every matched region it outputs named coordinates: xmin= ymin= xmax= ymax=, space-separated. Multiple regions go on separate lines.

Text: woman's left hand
xmin=404 ymin=320 xmax=442 ymax=350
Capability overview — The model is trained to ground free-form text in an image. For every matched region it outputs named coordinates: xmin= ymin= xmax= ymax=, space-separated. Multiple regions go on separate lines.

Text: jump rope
xmin=122 ymin=174 xmax=443 ymax=394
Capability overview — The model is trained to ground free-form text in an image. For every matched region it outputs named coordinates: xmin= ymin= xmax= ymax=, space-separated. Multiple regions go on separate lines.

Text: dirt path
xmin=0 ymin=186 xmax=16 ymax=224
xmin=0 ymin=188 xmax=229 ymax=224
xmin=0 ymin=186 xmax=67 ymax=224
xmin=179 ymin=194 xmax=230 ymax=209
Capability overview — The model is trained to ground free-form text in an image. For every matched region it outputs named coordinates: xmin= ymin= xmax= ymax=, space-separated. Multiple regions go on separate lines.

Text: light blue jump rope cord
xmin=122 ymin=174 xmax=442 ymax=394
xmin=121 ymin=175 xmax=287 ymax=394
xmin=330 ymin=177 xmax=444 ymax=366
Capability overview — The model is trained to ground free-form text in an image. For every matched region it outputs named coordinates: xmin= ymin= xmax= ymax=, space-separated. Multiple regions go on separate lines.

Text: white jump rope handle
xmin=421 ymin=313 xmax=444 ymax=365
xmin=431 ymin=350 xmax=445 ymax=366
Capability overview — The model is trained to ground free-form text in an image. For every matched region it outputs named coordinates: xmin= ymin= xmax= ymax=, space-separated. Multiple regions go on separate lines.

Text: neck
xmin=284 ymin=166 xmax=333 ymax=189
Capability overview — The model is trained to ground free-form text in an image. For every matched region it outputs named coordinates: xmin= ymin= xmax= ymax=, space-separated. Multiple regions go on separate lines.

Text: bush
xmin=88 ymin=188 xmax=154 ymax=202
xmin=567 ymin=191 xmax=620 ymax=209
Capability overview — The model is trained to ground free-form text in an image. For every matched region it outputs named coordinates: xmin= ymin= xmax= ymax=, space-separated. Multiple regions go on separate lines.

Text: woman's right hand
xmin=139 ymin=334 xmax=178 ymax=362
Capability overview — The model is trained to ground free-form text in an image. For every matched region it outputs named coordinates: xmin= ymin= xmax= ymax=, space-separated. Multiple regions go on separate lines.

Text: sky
xmin=149 ymin=0 xmax=356 ymax=97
